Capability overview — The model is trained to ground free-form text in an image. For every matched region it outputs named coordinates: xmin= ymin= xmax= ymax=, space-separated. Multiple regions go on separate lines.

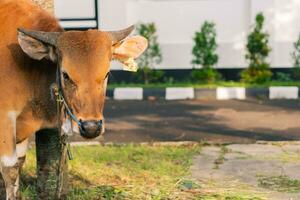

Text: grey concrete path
xmin=191 ymin=142 xmax=300 ymax=200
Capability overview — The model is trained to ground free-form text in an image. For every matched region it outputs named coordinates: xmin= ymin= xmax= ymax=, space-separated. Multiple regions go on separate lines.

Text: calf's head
xmin=17 ymin=26 xmax=147 ymax=139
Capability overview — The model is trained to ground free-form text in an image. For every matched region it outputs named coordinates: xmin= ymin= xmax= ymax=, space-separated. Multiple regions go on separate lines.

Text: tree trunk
xmin=36 ymin=129 xmax=68 ymax=200
xmin=32 ymin=1 xmax=68 ymax=199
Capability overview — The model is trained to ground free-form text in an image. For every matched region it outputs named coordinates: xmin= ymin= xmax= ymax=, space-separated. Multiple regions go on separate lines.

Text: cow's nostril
xmin=79 ymin=120 xmax=102 ymax=139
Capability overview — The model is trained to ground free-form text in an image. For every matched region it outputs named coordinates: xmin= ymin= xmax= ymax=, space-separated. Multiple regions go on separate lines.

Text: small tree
xmin=136 ymin=23 xmax=163 ymax=84
xmin=241 ymin=13 xmax=272 ymax=83
xmin=292 ymin=33 xmax=300 ymax=79
xmin=191 ymin=21 xmax=220 ymax=83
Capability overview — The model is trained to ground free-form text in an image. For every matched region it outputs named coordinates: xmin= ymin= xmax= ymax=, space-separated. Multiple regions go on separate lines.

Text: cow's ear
xmin=18 ymin=31 xmax=57 ymax=62
xmin=112 ymin=36 xmax=148 ymax=72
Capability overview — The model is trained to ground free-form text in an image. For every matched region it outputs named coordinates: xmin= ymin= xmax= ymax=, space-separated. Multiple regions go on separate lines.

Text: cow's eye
xmin=62 ymin=71 xmax=75 ymax=84
xmin=62 ymin=72 xmax=76 ymax=86
xmin=62 ymin=72 xmax=70 ymax=81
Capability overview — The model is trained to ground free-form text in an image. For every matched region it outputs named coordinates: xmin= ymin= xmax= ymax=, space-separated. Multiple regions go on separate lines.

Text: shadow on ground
xmin=70 ymin=99 xmax=300 ymax=143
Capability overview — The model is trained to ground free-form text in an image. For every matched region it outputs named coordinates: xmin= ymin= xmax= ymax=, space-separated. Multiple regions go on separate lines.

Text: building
xmin=54 ymin=0 xmax=300 ymax=72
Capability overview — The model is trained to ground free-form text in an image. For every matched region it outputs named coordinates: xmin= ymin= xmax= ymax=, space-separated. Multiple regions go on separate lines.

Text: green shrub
xmin=135 ymin=23 xmax=163 ymax=84
xmin=292 ymin=33 xmax=300 ymax=80
xmin=191 ymin=68 xmax=221 ymax=83
xmin=241 ymin=13 xmax=272 ymax=83
xmin=292 ymin=67 xmax=300 ymax=80
xmin=191 ymin=21 xmax=220 ymax=83
xmin=135 ymin=67 xmax=165 ymax=83
xmin=274 ymin=72 xmax=292 ymax=82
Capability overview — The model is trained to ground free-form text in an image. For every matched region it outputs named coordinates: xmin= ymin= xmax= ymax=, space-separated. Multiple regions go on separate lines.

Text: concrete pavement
xmin=191 ymin=142 xmax=300 ymax=200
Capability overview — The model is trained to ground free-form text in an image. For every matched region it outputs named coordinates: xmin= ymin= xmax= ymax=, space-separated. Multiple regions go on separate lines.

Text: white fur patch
xmin=16 ymin=140 xmax=28 ymax=158
xmin=72 ymin=125 xmax=80 ymax=134
xmin=1 ymin=154 xmax=18 ymax=167
xmin=62 ymin=119 xmax=79 ymax=135
xmin=1 ymin=111 xmax=20 ymax=167
xmin=101 ymin=121 xmax=105 ymax=134
xmin=7 ymin=111 xmax=18 ymax=139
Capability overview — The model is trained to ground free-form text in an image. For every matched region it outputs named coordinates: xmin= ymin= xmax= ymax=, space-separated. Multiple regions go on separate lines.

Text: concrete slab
xmin=269 ymin=87 xmax=299 ymax=99
xmin=114 ymin=88 xmax=143 ymax=100
xmin=217 ymin=87 xmax=246 ymax=100
xmin=192 ymin=143 xmax=300 ymax=200
xmin=191 ymin=146 xmax=221 ymax=180
xmin=227 ymin=144 xmax=282 ymax=157
xmin=165 ymin=87 xmax=194 ymax=100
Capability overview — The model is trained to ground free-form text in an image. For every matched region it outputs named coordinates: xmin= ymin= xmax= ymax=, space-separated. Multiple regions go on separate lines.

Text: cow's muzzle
xmin=79 ymin=120 xmax=103 ymax=139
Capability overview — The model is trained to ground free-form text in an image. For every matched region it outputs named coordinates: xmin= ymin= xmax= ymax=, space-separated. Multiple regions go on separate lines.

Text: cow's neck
xmin=27 ymin=58 xmax=58 ymax=126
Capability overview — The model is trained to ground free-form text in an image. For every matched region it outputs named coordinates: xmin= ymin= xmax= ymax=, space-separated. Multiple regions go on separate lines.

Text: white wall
xmin=126 ymin=0 xmax=251 ymax=69
xmin=251 ymin=0 xmax=300 ymax=68
xmin=55 ymin=0 xmax=300 ymax=70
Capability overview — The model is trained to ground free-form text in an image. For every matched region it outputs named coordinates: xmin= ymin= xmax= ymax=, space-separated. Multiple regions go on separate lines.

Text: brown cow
xmin=0 ymin=0 xmax=147 ymax=199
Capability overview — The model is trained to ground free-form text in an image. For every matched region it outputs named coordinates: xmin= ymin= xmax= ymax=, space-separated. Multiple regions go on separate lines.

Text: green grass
xmin=197 ymin=194 xmax=263 ymax=200
xmin=257 ymin=175 xmax=300 ymax=193
xmin=191 ymin=179 xmax=266 ymax=200
xmin=21 ymin=144 xmax=201 ymax=199
xmin=108 ymin=81 xmax=300 ymax=89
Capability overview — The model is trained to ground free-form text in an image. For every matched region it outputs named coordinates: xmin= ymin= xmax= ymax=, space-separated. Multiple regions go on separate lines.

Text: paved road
xmin=71 ymin=99 xmax=300 ymax=143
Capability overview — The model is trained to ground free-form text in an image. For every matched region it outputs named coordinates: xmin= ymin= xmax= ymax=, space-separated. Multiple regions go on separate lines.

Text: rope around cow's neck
xmin=56 ymin=66 xmax=82 ymax=127
xmin=51 ymin=65 xmax=79 ymax=161
xmin=50 ymin=81 xmax=72 ymax=198
xmin=51 ymin=83 xmax=73 ymax=161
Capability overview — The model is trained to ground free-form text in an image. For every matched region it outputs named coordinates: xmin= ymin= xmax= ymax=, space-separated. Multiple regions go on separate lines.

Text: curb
xmin=114 ymin=88 xmax=143 ymax=100
xmin=107 ymin=86 xmax=300 ymax=100
xmin=166 ymin=87 xmax=194 ymax=100
xmin=32 ymin=141 xmax=300 ymax=147
xmin=70 ymin=141 xmax=199 ymax=147
xmin=216 ymin=87 xmax=245 ymax=100
xmin=269 ymin=86 xmax=299 ymax=99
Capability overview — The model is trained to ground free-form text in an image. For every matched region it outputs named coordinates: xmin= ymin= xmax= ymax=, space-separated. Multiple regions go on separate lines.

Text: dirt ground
xmin=70 ymin=99 xmax=300 ymax=143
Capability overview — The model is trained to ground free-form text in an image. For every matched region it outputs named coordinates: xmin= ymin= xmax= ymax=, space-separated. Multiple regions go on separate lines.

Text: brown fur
xmin=0 ymin=1 xmax=147 ymax=198
xmin=0 ymin=0 xmax=62 ymax=154
xmin=0 ymin=0 xmax=113 ymax=147
xmin=57 ymin=30 xmax=111 ymax=120
xmin=0 ymin=1 xmax=109 ymax=199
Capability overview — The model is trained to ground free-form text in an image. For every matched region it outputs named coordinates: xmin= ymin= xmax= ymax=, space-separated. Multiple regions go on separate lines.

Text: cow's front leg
xmin=0 ymin=175 xmax=5 ymax=199
xmin=0 ymin=139 xmax=28 ymax=200
xmin=1 ymin=163 xmax=21 ymax=200
xmin=0 ymin=110 xmax=29 ymax=200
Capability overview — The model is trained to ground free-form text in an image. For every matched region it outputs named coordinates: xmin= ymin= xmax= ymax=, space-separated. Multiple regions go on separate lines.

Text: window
xmin=54 ymin=0 xmax=99 ymax=30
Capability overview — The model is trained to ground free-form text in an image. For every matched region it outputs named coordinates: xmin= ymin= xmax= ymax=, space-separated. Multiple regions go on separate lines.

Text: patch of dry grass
xmin=257 ymin=175 xmax=300 ymax=193
xmin=20 ymin=144 xmax=267 ymax=199
xmin=21 ymin=144 xmax=201 ymax=199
